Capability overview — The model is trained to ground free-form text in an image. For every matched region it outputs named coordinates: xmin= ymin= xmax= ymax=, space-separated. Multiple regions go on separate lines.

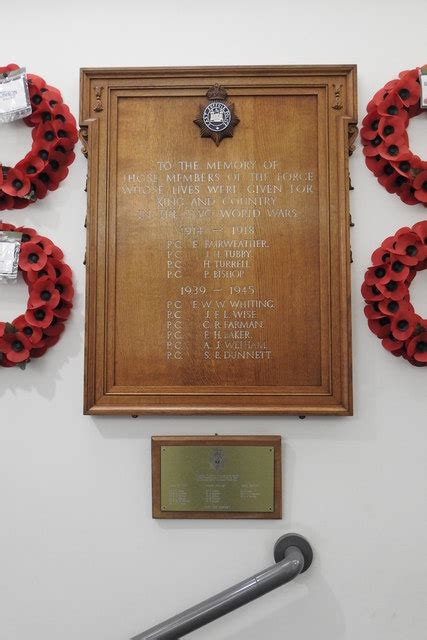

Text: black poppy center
xmin=55 ymin=284 xmax=64 ymax=294
xmin=28 ymin=253 xmax=39 ymax=264
xmin=384 ymin=164 xmax=394 ymax=176
xmin=372 ymin=286 xmax=381 ymax=295
xmin=12 ymin=340 xmax=24 ymax=352
xmin=39 ymin=173 xmax=49 ymax=184
xmin=49 ymin=160 xmax=59 ymax=171
xmin=398 ymin=88 xmax=410 ymax=100
xmin=387 ymin=105 xmax=399 ymax=115
xmin=371 ymin=135 xmax=382 ymax=147
xmin=416 ymin=341 xmax=427 ymax=353
xmin=41 ymin=290 xmax=51 ymax=301
xmin=23 ymin=326 xmax=33 ymax=336
xmin=379 ymin=317 xmax=390 ymax=326
xmin=395 ymin=175 xmax=407 ymax=187
xmin=383 ymin=125 xmax=394 ymax=136
xmin=371 ymin=119 xmax=379 ymax=131
xmin=32 ymin=94 xmax=42 ymax=105
xmin=397 ymin=319 xmax=409 ymax=330
xmin=406 ymin=245 xmax=418 ymax=256
xmin=388 ymin=145 xmax=399 ymax=156
xmin=392 ymin=260 xmax=404 ymax=273
xmin=375 ymin=267 xmax=386 ymax=278
xmin=12 ymin=179 xmax=23 ymax=190
xmin=387 ymin=301 xmax=399 ymax=312
xmin=34 ymin=310 xmax=46 ymax=321
xmin=26 ymin=165 xmax=37 ymax=175
xmin=38 ymin=150 xmax=49 ymax=161
xmin=41 ymin=112 xmax=52 ymax=122
xmin=386 ymin=281 xmax=398 ymax=292
xmin=399 ymin=161 xmax=410 ymax=172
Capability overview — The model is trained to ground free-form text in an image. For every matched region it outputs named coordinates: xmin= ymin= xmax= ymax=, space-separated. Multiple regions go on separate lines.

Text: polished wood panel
xmin=80 ymin=66 xmax=357 ymax=415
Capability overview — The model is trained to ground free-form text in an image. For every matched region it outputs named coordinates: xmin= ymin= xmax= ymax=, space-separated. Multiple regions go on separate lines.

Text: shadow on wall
xmin=95 ymin=410 xmax=375 ymax=444
xmin=197 ymin=571 xmax=345 ymax=640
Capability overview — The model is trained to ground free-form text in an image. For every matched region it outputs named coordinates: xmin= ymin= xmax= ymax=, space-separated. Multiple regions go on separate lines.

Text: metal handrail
xmin=131 ymin=533 xmax=313 ymax=640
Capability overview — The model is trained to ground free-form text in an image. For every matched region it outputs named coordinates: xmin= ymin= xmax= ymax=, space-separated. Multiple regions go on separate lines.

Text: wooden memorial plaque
xmin=80 ymin=65 xmax=357 ymax=415
xmin=152 ymin=436 xmax=282 ymax=519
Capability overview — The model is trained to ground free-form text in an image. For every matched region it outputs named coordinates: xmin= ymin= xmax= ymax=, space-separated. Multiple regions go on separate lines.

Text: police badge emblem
xmin=194 ymin=84 xmax=239 ymax=146
xmin=210 ymin=448 xmax=225 ymax=471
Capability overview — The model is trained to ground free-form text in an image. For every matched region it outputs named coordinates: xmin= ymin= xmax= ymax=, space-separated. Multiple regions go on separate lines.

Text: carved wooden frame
xmin=80 ymin=65 xmax=357 ymax=416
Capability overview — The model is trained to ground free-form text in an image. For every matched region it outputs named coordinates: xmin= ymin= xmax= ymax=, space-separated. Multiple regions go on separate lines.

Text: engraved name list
xmin=118 ymin=150 xmax=318 ymax=388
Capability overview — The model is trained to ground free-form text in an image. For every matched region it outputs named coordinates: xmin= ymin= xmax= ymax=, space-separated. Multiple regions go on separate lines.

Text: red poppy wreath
xmin=0 ymin=63 xmax=78 ymax=211
xmin=361 ymin=65 xmax=427 ymax=207
xmin=0 ymin=222 xmax=74 ymax=368
xmin=362 ymin=221 xmax=427 ymax=366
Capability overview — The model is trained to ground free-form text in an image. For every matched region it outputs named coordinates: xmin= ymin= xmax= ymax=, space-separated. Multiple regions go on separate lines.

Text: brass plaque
xmin=161 ymin=446 xmax=274 ymax=512
xmin=80 ymin=66 xmax=357 ymax=415
xmin=152 ymin=436 xmax=282 ymax=519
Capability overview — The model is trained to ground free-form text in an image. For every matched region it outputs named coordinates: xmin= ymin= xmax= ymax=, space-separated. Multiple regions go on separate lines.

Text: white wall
xmin=1 ymin=1 xmax=427 ymax=638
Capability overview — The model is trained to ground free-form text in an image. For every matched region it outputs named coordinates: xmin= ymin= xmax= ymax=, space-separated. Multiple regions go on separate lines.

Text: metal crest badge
xmin=194 ymin=84 xmax=240 ymax=146
xmin=210 ymin=448 xmax=225 ymax=471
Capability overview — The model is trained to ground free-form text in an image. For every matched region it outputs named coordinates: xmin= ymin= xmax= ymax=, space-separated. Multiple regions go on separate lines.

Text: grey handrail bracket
xmin=131 ymin=533 xmax=313 ymax=640
xmin=274 ymin=533 xmax=313 ymax=572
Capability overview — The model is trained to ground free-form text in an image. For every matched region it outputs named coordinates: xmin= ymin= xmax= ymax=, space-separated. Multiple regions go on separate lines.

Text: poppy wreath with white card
xmin=362 ymin=221 xmax=427 ymax=366
xmin=0 ymin=64 xmax=78 ymax=211
xmin=361 ymin=66 xmax=427 ymax=207
xmin=0 ymin=222 xmax=74 ymax=368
